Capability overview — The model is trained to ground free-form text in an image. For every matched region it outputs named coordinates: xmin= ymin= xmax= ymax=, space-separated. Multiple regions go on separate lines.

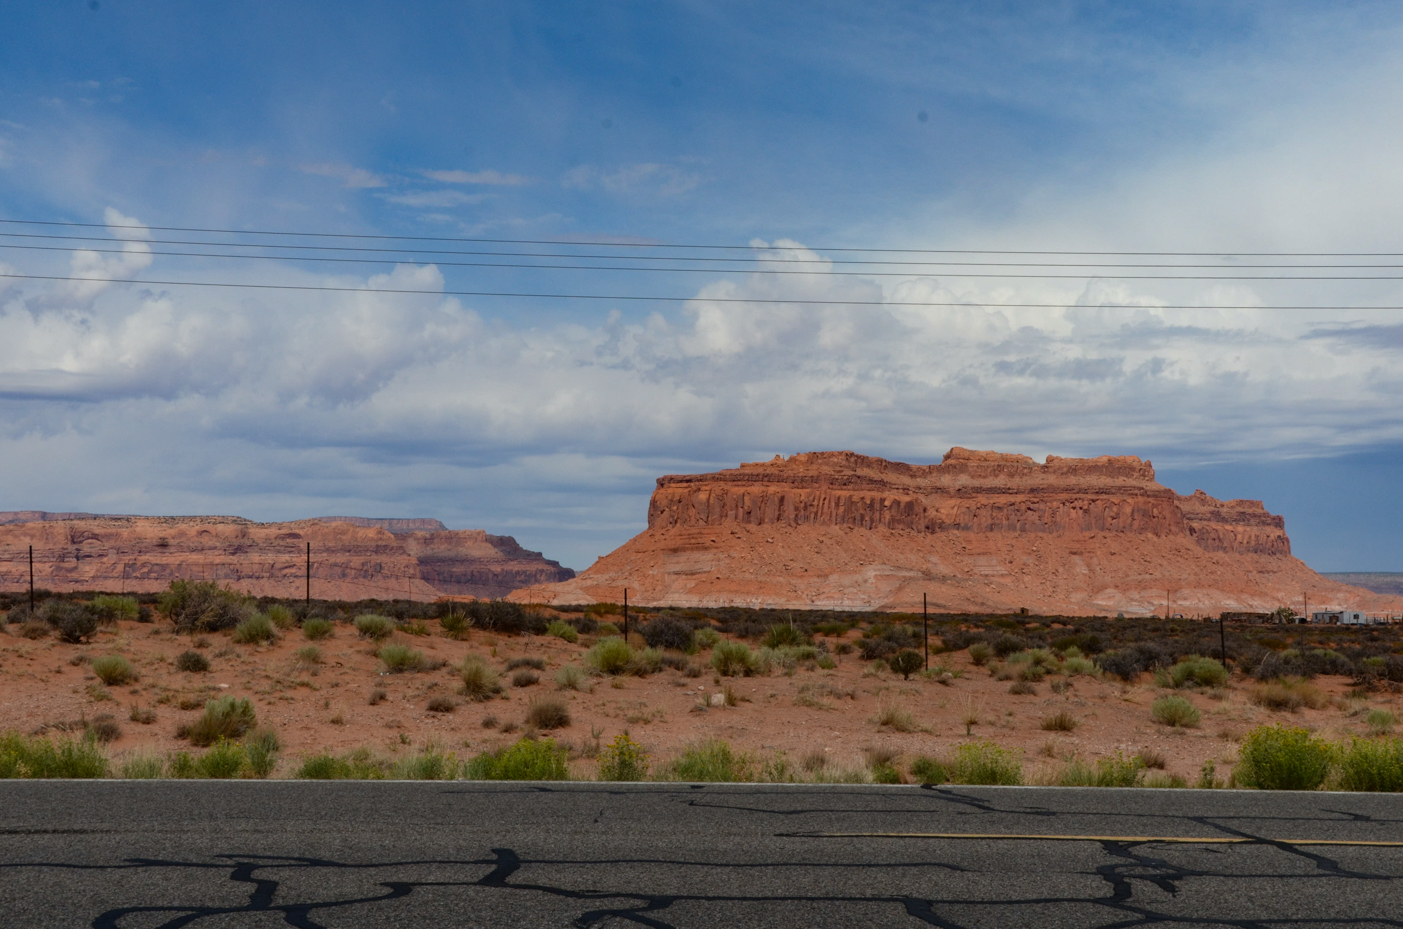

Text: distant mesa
xmin=0 ymin=512 xmax=573 ymax=600
xmin=509 ymin=448 xmax=1400 ymax=616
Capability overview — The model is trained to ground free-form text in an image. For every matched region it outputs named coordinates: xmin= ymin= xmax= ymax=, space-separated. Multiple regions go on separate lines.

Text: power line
xmin=13 ymin=240 xmax=1403 ymax=274
xmin=15 ymin=241 xmax=1403 ymax=278
xmin=7 ymin=232 xmax=1403 ymax=269
xmin=3 ymin=271 xmax=1400 ymax=309
xmin=4 ymin=217 xmax=1403 ymax=257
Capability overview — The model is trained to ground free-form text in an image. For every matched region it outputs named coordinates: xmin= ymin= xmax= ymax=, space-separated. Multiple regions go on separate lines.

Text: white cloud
xmin=561 ymin=162 xmax=703 ymax=196
xmin=420 ymin=168 xmax=529 ymax=185
xmin=381 ymin=189 xmax=487 ymax=208
xmin=298 ymin=162 xmax=387 ymax=189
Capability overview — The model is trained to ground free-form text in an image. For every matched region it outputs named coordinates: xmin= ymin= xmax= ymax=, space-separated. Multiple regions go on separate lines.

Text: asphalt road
xmin=1 ymin=781 xmax=1401 ymax=928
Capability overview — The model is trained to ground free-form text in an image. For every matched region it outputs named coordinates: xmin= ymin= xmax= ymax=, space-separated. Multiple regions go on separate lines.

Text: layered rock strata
xmin=0 ymin=513 xmax=573 ymax=600
xmin=510 ymin=449 xmax=1397 ymax=616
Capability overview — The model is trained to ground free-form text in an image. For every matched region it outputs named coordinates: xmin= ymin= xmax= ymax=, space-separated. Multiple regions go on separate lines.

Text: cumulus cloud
xmin=298 ymin=162 xmax=387 ymax=188
xmin=420 ymin=168 xmax=529 ymax=185
xmin=561 ymin=162 xmax=702 ymax=196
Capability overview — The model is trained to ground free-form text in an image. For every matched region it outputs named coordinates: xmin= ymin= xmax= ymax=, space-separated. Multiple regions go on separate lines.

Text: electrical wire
xmin=4 ymin=217 xmax=1403 ymax=257
xmin=6 ymin=231 xmax=1403 ymax=269
xmin=3 ymin=271 xmax=1400 ymax=309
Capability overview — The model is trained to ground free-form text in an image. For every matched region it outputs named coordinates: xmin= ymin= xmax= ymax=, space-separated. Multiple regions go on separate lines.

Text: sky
xmin=2 ymin=1 xmax=1403 ymax=572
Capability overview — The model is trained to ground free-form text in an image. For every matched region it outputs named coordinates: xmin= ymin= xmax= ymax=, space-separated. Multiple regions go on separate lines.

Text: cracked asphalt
xmin=1 ymin=781 xmax=1400 ymax=927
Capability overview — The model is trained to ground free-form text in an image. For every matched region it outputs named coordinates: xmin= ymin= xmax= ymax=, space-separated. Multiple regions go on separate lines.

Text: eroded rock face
xmin=0 ymin=514 xmax=573 ymax=600
xmin=511 ymin=449 xmax=1395 ymax=615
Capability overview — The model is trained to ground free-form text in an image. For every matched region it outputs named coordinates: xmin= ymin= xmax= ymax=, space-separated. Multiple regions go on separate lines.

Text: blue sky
xmin=2 ymin=1 xmax=1403 ymax=571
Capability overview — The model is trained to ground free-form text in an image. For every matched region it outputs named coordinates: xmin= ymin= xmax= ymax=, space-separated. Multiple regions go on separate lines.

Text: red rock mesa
xmin=511 ymin=449 xmax=1397 ymax=616
xmin=0 ymin=514 xmax=573 ymax=600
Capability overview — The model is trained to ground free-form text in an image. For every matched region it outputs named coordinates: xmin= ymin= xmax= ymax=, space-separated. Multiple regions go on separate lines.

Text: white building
xmin=1311 ymin=610 xmax=1402 ymax=625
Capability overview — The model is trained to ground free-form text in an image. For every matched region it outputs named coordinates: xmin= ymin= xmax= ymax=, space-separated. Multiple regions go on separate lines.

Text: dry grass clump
xmin=506 ymin=657 xmax=546 ymax=672
xmin=525 ymin=696 xmax=572 ymax=730
xmin=368 ymin=688 xmax=387 ymax=706
xmin=874 ymin=701 xmax=917 ymax=733
xmin=1009 ymin=680 xmax=1037 ymax=696
xmin=1137 ymin=748 xmax=1167 ymax=770
xmin=353 ymin=614 xmax=395 ymax=640
xmin=711 ymin=639 xmax=758 ymax=677
xmin=555 ymin=664 xmax=590 ymax=691
xmin=91 ymin=655 xmax=138 ymax=686
xmin=378 ymin=644 xmax=427 ymax=673
xmin=1366 ymin=708 xmax=1397 ymax=735
xmin=1041 ymin=710 xmax=1077 ymax=732
xmin=1251 ymin=679 xmax=1326 ymax=712
xmin=184 ymin=696 xmax=257 ymax=747
xmin=302 ymin=618 xmax=334 ymax=640
xmin=426 ymin=696 xmax=459 ymax=713
xmin=232 ymin=614 xmax=278 ymax=645
xmin=460 ymin=656 xmax=503 ymax=701
xmin=511 ymin=669 xmax=540 ymax=687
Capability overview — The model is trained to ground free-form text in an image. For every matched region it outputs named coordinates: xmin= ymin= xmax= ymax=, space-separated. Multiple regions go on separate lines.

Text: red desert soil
xmin=512 ymin=448 xmax=1403 ymax=617
xmin=1 ymin=617 xmax=1391 ymax=782
xmin=0 ymin=514 xmax=574 ymax=600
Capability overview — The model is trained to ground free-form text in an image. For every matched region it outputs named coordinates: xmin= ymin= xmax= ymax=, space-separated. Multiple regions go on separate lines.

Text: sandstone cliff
xmin=510 ymin=449 xmax=1396 ymax=616
xmin=0 ymin=513 xmax=573 ymax=600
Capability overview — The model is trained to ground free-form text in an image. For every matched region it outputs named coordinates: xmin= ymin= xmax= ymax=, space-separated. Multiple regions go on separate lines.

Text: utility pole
xmin=1303 ymin=592 xmax=1308 ymax=624
xmin=1166 ymin=588 xmax=1172 ymax=620
xmin=1219 ymin=615 xmax=1227 ymax=666
xmin=305 ymin=542 xmax=311 ymax=606
xmin=28 ymin=545 xmax=34 ymax=614
xmin=622 ymin=588 xmax=629 ymax=640
xmin=923 ymin=593 xmax=929 ymax=670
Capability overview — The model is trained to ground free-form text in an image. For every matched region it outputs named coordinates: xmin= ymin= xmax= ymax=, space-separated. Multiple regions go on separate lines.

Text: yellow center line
xmin=809 ymin=833 xmax=1403 ymax=847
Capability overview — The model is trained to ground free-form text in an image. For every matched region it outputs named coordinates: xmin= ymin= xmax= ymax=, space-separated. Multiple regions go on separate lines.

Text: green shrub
xmin=1151 ymin=695 xmax=1201 ymax=728
xmin=42 ymin=600 xmax=100 ymax=643
xmin=1063 ymin=655 xmax=1098 ymax=676
xmin=949 ymin=740 xmax=1022 ymax=785
xmin=1235 ymin=724 xmax=1332 ymax=790
xmin=90 ymin=594 xmax=140 ymax=623
xmin=294 ymin=645 xmax=322 ymax=667
xmin=598 ymin=733 xmax=650 ymax=781
xmin=888 ymin=649 xmax=924 ymax=680
xmin=296 ymin=754 xmax=355 ymax=779
xmin=265 ymin=604 xmax=294 ymax=629
xmin=244 ymin=729 xmax=281 ymax=778
xmin=466 ymin=737 xmax=570 ymax=780
xmin=302 ymin=618 xmax=334 ymax=640
xmin=663 ymin=740 xmax=754 ymax=782
xmin=909 ymin=756 xmax=949 ymax=785
xmin=1056 ymin=752 xmax=1144 ymax=787
xmin=189 ymin=740 xmax=247 ymax=778
xmin=692 ymin=627 xmax=720 ymax=650
xmin=526 ymin=696 xmax=572 ymax=730
xmin=711 ymin=640 xmax=758 ymax=677
xmin=119 ymin=753 xmax=165 ymax=779
xmin=586 ymin=637 xmax=635 ymax=675
xmin=1334 ymin=737 xmax=1403 ymax=792
xmin=160 ymin=580 xmax=254 ymax=632
xmin=393 ymin=746 xmax=460 ymax=780
xmin=232 ymin=613 xmax=278 ymax=645
xmin=597 ymin=621 xmax=621 ymax=636
xmin=175 ymin=650 xmax=209 ymax=673
xmin=353 ymin=614 xmax=395 ymax=640
xmin=378 ymin=644 xmax=427 ymax=672
xmin=761 ymin=623 xmax=807 ymax=648
xmin=1163 ymin=655 xmax=1229 ymax=689
xmin=968 ymin=642 xmax=993 ymax=666
xmin=0 ymin=731 xmax=109 ymax=778
xmin=1367 ymin=708 xmax=1397 ymax=736
xmin=295 ymin=749 xmax=389 ymax=780
xmin=439 ymin=610 xmax=471 ymax=639
xmin=545 ymin=619 xmax=579 ymax=643
xmin=186 ymin=696 xmax=257 ymax=747
xmin=460 ymin=656 xmax=502 ymax=701
xmin=91 ymin=655 xmax=138 ymax=686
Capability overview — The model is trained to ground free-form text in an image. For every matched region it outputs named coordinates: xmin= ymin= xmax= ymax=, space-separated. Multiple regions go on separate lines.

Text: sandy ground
xmin=1 ymin=618 xmax=1394 ymax=782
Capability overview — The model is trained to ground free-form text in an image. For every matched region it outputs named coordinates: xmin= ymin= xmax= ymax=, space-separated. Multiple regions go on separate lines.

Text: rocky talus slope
xmin=510 ymin=449 xmax=1398 ymax=616
xmin=0 ymin=514 xmax=573 ymax=600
